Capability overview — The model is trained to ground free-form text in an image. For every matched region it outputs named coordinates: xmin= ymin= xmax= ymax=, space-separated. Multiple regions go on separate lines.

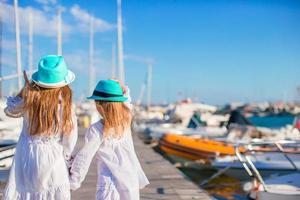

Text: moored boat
xmin=235 ymin=141 xmax=300 ymax=200
xmin=212 ymin=152 xmax=300 ymax=181
xmin=159 ymin=134 xmax=245 ymax=161
xmin=248 ymin=173 xmax=300 ymax=200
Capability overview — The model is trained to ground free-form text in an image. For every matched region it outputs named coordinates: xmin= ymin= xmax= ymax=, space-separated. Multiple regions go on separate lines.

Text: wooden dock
xmin=0 ymin=130 xmax=211 ymax=200
xmin=73 ymin=130 xmax=212 ymax=200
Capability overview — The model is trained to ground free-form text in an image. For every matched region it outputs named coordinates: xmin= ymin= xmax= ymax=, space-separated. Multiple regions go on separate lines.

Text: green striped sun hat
xmin=87 ymin=79 xmax=128 ymax=102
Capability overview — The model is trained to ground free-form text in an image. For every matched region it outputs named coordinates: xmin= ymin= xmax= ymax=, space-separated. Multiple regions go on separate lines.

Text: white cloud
xmin=1 ymin=2 xmax=114 ymax=38
xmin=34 ymin=0 xmax=58 ymax=12
xmin=64 ymin=49 xmax=113 ymax=96
xmin=1 ymin=39 xmax=19 ymax=70
xmin=1 ymin=54 xmax=16 ymax=69
xmin=64 ymin=50 xmax=112 ymax=75
xmin=2 ymin=39 xmax=15 ymax=52
xmin=70 ymin=5 xmax=115 ymax=33
xmin=1 ymin=2 xmax=72 ymax=37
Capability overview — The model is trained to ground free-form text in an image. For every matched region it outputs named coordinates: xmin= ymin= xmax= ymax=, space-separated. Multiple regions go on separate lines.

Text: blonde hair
xmin=95 ymin=101 xmax=132 ymax=138
xmin=21 ymin=82 xmax=73 ymax=136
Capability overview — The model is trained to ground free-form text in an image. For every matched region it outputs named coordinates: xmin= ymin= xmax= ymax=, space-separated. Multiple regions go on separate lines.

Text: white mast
xmin=88 ymin=15 xmax=94 ymax=95
xmin=57 ymin=7 xmax=62 ymax=55
xmin=117 ymin=0 xmax=125 ymax=83
xmin=28 ymin=9 xmax=33 ymax=76
xmin=111 ymin=44 xmax=116 ymax=78
xmin=147 ymin=63 xmax=152 ymax=110
xmin=0 ymin=2 xmax=2 ymax=97
xmin=137 ymin=83 xmax=146 ymax=106
xmin=14 ymin=0 xmax=22 ymax=90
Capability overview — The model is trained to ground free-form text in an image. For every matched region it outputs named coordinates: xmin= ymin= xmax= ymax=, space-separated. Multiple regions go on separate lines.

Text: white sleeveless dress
xmin=69 ymin=89 xmax=149 ymax=200
xmin=69 ymin=122 xmax=149 ymax=200
xmin=2 ymin=96 xmax=78 ymax=200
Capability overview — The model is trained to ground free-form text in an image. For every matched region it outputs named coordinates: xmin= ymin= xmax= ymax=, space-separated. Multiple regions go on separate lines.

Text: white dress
xmin=69 ymin=91 xmax=149 ymax=200
xmin=2 ymin=96 xmax=78 ymax=200
xmin=70 ymin=123 xmax=149 ymax=200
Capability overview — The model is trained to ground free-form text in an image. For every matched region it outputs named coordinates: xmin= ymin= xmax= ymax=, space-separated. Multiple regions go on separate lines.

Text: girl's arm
xmin=62 ymin=110 xmax=78 ymax=162
xmin=69 ymin=123 xmax=103 ymax=190
xmin=4 ymin=96 xmax=24 ymax=118
xmin=128 ymin=133 xmax=150 ymax=189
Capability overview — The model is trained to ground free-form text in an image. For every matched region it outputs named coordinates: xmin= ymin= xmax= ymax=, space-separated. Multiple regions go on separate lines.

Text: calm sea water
xmin=248 ymin=115 xmax=295 ymax=128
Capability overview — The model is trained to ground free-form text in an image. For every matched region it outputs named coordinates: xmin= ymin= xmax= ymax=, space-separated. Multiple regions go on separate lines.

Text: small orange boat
xmin=159 ymin=134 xmax=245 ymax=161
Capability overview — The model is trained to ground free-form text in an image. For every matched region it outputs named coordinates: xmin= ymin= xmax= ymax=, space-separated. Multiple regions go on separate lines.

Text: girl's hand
xmin=23 ymin=70 xmax=30 ymax=86
xmin=16 ymin=71 xmax=30 ymax=97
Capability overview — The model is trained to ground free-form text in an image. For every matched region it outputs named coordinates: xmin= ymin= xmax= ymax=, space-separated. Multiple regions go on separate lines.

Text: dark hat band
xmin=93 ymin=90 xmax=123 ymax=98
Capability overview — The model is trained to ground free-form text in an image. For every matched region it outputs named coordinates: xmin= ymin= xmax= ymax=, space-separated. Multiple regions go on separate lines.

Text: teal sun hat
xmin=87 ymin=79 xmax=128 ymax=102
xmin=31 ymin=55 xmax=75 ymax=88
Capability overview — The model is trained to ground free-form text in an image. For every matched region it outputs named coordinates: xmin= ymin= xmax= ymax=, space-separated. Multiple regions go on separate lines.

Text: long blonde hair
xmin=95 ymin=101 xmax=131 ymax=138
xmin=21 ymin=82 xmax=73 ymax=136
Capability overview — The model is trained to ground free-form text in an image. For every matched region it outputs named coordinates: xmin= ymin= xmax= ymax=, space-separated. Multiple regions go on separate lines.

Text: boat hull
xmin=159 ymin=134 xmax=244 ymax=161
xmin=251 ymin=192 xmax=300 ymax=200
xmin=214 ymin=166 xmax=299 ymax=181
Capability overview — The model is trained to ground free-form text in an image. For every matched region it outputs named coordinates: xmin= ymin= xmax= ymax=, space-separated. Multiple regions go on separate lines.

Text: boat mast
xmin=57 ymin=7 xmax=62 ymax=55
xmin=28 ymin=9 xmax=33 ymax=76
xmin=117 ymin=0 xmax=125 ymax=83
xmin=0 ymin=2 xmax=2 ymax=98
xmin=137 ymin=82 xmax=146 ymax=106
xmin=147 ymin=63 xmax=152 ymax=110
xmin=14 ymin=0 xmax=22 ymax=90
xmin=111 ymin=44 xmax=116 ymax=78
xmin=297 ymin=86 xmax=300 ymax=102
xmin=88 ymin=15 xmax=94 ymax=95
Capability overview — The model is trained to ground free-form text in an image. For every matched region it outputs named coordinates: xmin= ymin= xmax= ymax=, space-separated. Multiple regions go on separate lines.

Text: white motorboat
xmin=134 ymin=100 xmax=229 ymax=143
xmin=0 ymin=100 xmax=22 ymax=181
xmin=149 ymin=124 xmax=227 ymax=140
xmin=0 ymin=145 xmax=15 ymax=168
xmin=213 ymin=152 xmax=300 ymax=180
xmin=235 ymin=141 xmax=300 ymax=200
xmin=248 ymin=173 xmax=300 ymax=200
xmin=0 ymin=140 xmax=17 ymax=181
xmin=0 ymin=99 xmax=22 ymax=141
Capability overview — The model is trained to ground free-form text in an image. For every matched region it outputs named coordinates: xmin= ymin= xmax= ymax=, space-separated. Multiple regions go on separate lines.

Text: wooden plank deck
xmin=73 ymin=130 xmax=212 ymax=200
xmin=0 ymin=129 xmax=212 ymax=200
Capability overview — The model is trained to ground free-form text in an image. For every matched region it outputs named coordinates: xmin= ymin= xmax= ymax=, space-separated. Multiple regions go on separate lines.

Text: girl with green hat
xmin=69 ymin=79 xmax=149 ymax=200
xmin=3 ymin=55 xmax=78 ymax=200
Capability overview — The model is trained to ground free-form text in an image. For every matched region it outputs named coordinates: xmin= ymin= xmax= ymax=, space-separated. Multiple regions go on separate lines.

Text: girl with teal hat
xmin=3 ymin=55 xmax=78 ymax=200
xmin=69 ymin=79 xmax=149 ymax=200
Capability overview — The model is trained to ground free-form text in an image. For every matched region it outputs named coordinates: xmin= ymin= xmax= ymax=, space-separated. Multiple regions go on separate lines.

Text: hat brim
xmin=87 ymin=95 xmax=128 ymax=102
xmin=31 ymin=70 xmax=75 ymax=89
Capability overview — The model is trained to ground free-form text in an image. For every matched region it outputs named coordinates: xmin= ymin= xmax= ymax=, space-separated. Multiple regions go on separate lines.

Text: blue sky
xmin=1 ymin=0 xmax=300 ymax=105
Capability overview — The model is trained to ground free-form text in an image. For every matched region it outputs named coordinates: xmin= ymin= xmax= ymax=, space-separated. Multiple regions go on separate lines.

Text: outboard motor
xmin=226 ymin=109 xmax=253 ymax=129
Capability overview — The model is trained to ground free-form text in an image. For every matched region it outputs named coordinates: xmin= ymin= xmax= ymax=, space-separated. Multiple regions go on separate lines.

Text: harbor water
xmin=249 ymin=115 xmax=295 ymax=129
